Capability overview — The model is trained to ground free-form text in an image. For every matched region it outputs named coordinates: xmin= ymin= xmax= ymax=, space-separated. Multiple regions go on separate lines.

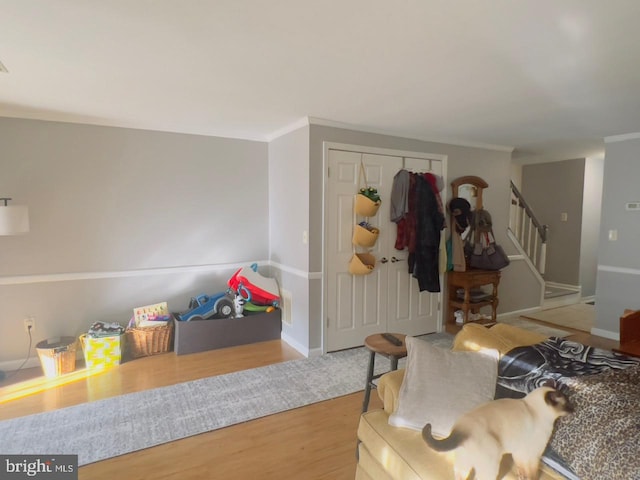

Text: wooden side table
xmin=361 ymin=333 xmax=407 ymax=413
xmin=447 ymin=269 xmax=500 ymax=325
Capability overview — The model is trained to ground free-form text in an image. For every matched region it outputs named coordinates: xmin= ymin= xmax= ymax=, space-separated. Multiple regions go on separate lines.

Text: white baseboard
xmin=0 ymin=349 xmax=87 ymax=375
xmin=544 ymin=281 xmax=580 ymax=291
xmin=280 ymin=332 xmax=311 ymax=357
xmin=590 ymin=328 xmax=620 ymax=341
xmin=307 ymin=347 xmax=323 ymax=358
xmin=0 ymin=357 xmax=41 ymax=373
xmin=498 ymin=307 xmax=542 ymax=318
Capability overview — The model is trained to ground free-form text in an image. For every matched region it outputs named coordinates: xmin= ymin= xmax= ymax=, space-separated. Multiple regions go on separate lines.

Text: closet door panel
xmin=326 ymin=150 xmax=389 ymax=351
xmin=386 ymin=157 xmax=441 ymax=336
xmin=326 ymin=149 xmax=442 ymax=351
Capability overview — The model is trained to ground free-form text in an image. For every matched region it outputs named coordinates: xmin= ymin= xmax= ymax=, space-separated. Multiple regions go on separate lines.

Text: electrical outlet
xmin=24 ymin=316 xmax=35 ymax=333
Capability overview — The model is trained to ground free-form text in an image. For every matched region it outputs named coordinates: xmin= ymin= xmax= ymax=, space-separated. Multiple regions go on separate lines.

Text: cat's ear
xmin=545 ymin=389 xmax=574 ymax=413
xmin=544 ymin=389 xmax=559 ymax=406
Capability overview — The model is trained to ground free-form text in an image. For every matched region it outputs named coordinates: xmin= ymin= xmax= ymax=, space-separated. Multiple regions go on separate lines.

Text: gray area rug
xmin=0 ymin=333 xmax=452 ymax=466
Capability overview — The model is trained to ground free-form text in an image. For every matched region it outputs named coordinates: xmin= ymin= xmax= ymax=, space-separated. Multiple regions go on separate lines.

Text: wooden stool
xmin=361 ymin=333 xmax=408 ymax=413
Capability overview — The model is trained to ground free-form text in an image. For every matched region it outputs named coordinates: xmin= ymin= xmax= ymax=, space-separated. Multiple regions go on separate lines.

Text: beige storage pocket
xmin=352 ymin=224 xmax=379 ymax=248
xmin=355 ymin=194 xmax=381 ymax=217
xmin=348 ymin=253 xmax=376 ymax=275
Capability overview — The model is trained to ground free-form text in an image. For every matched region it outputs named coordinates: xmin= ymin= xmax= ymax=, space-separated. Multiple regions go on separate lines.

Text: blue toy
xmin=177 ymin=292 xmax=235 ymax=321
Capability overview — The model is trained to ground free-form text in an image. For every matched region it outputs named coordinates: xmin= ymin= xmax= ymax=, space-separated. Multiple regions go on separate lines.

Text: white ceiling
xmin=2 ymin=0 xmax=640 ymax=162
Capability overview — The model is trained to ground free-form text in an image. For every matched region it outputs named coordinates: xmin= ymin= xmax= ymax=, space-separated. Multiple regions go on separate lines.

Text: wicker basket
xmin=36 ymin=337 xmax=77 ymax=378
xmin=126 ymin=321 xmax=174 ymax=359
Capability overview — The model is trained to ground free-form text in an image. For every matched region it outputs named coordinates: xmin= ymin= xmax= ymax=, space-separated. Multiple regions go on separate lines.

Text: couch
xmin=355 ymin=322 xmax=640 ymax=480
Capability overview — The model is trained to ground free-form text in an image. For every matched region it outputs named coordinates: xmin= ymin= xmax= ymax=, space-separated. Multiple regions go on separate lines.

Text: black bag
xmin=465 ymin=209 xmax=510 ymax=271
xmin=468 ymin=244 xmax=510 ymax=270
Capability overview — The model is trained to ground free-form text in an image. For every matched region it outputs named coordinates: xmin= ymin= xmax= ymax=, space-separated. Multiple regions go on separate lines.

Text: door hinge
xmin=326 ymin=317 xmax=330 ymax=327
xmin=327 ymin=166 xmax=330 ymax=177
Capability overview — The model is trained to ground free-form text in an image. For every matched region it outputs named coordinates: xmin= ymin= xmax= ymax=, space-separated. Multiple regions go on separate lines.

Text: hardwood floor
xmin=0 ymin=339 xmax=381 ymax=479
xmin=444 ymin=317 xmax=620 ymax=350
xmin=80 ymin=390 xmax=380 ymax=480
xmin=0 ymin=317 xmax=618 ymax=480
xmin=0 ymin=339 xmax=303 ymax=421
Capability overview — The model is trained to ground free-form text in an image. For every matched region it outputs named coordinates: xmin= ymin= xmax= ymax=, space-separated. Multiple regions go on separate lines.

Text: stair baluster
xmin=509 ymin=181 xmax=548 ymax=275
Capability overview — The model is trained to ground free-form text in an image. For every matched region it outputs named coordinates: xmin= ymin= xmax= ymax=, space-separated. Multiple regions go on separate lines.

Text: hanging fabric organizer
xmin=352 ymin=222 xmax=379 ymax=248
xmin=349 ymin=157 xmax=380 ymax=275
xmin=355 ymin=194 xmax=381 ymax=217
xmin=349 ymin=252 xmax=377 ymax=275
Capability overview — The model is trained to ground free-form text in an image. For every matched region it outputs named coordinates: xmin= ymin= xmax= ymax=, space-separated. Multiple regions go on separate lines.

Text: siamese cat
xmin=422 ymin=387 xmax=573 ymax=480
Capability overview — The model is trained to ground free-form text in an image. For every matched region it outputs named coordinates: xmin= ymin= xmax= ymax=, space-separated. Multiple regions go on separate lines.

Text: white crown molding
xmin=308 ymin=117 xmax=515 ymax=153
xmin=604 ymin=132 xmax=640 ymax=143
xmin=2 ymin=114 xmax=270 ymax=143
xmin=18 ymin=113 xmax=517 ymax=150
xmin=264 ymin=117 xmax=310 ymax=142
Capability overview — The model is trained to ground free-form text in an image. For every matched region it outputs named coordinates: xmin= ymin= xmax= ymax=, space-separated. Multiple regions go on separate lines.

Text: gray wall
xmin=268 ymin=127 xmax=310 ymax=271
xmin=1 ymin=116 xmax=553 ymax=364
xmin=0 ymin=118 xmax=268 ymax=366
xmin=595 ymin=137 xmax=640 ymax=335
xmin=308 ymin=125 xmax=537 ymax=351
xmin=580 ymin=158 xmax=603 ymax=298
xmin=267 ymin=126 xmax=311 ymax=353
xmin=521 ymin=159 xmax=585 ymax=286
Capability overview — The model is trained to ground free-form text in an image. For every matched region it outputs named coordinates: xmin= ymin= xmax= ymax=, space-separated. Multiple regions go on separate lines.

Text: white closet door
xmin=326 ymin=149 xmax=442 ymax=352
xmin=325 ymin=150 xmax=395 ymax=351
xmin=386 ymin=157 xmax=442 ymax=336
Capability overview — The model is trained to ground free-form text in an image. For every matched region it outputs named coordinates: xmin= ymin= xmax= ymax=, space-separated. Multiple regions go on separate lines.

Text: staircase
xmin=542 ymin=283 xmax=581 ymax=309
xmin=509 ymin=181 xmax=548 ymax=275
xmin=508 ymin=182 xmax=581 ymax=309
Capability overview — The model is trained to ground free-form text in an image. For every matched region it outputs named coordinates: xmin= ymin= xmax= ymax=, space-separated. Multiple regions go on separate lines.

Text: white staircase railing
xmin=509 ymin=181 xmax=548 ymax=275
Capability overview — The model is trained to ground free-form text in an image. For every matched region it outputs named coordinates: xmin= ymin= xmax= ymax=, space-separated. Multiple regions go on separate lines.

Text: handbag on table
xmin=465 ymin=209 xmax=510 ymax=271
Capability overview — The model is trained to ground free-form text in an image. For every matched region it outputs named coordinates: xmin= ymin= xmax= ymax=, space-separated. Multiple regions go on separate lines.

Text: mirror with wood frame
xmin=451 ymin=175 xmax=488 ymax=211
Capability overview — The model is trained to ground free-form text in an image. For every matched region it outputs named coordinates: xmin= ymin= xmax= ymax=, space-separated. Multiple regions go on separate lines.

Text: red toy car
xmin=228 ymin=264 xmax=280 ymax=307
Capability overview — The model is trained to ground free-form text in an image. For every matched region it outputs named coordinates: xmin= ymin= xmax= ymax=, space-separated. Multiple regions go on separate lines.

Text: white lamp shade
xmin=0 ymin=205 xmax=30 ymax=235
